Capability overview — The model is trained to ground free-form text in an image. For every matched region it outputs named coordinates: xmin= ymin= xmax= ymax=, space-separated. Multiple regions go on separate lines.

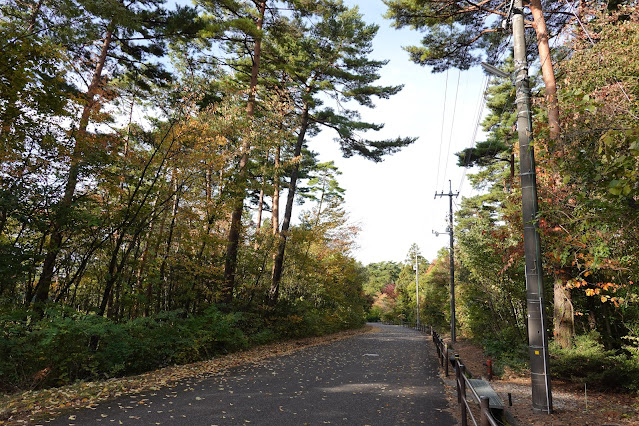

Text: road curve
xmin=46 ymin=324 xmax=455 ymax=425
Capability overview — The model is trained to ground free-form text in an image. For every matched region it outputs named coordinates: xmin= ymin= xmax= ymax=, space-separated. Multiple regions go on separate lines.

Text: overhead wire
xmin=441 ymin=69 xmax=462 ymax=187
xmin=456 ymin=31 xmax=513 ymax=198
xmin=453 ymin=3 xmax=515 ymax=199
xmin=433 ymin=3 xmax=513 ymax=233
xmin=435 ymin=69 xmax=450 ymax=191
xmin=456 ymin=73 xmax=489 ymax=196
xmin=456 ymin=0 xmax=571 ymax=204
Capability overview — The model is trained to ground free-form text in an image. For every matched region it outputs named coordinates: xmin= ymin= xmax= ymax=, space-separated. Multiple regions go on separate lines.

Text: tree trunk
xmin=157 ymin=175 xmax=181 ymax=311
xmin=529 ymin=0 xmax=560 ymax=140
xmin=254 ymin=185 xmax=265 ymax=250
xmin=27 ymin=0 xmax=43 ymax=32
xmin=256 ymin=187 xmax=264 ymax=231
xmin=314 ymin=169 xmax=328 ymax=226
xmin=222 ymin=0 xmax=267 ymax=305
xmin=553 ymin=275 xmax=574 ymax=349
xmin=272 ymin=145 xmax=280 ymax=235
xmin=97 ymin=229 xmax=143 ymax=318
xmin=98 ymin=233 xmax=125 ymax=318
xmin=530 ymin=1 xmax=571 ymax=353
xmin=34 ymin=27 xmax=113 ymax=306
xmin=269 ymin=106 xmax=309 ymax=306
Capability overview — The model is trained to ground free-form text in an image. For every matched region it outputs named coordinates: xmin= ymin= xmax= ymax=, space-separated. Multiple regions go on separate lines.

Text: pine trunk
xmin=256 ymin=187 xmax=264 ymax=231
xmin=269 ymin=106 xmax=309 ymax=306
xmin=33 ymin=28 xmax=113 ymax=306
xmin=254 ymin=185 xmax=265 ymax=250
xmin=272 ymin=146 xmax=280 ymax=235
xmin=529 ymin=0 xmax=560 ymax=140
xmin=222 ymin=0 xmax=267 ymax=305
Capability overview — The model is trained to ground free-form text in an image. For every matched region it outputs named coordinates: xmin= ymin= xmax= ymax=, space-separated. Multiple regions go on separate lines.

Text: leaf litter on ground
xmin=0 ymin=326 xmax=375 ymax=425
xmin=438 ymin=337 xmax=639 ymax=425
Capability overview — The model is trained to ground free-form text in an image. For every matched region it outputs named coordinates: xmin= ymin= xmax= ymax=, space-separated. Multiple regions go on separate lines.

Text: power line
xmin=457 ymin=73 xmax=489 ymax=195
xmin=458 ymin=33 xmax=513 ymax=197
xmin=435 ymin=69 xmax=450 ymax=190
xmin=441 ymin=69 xmax=461 ymax=186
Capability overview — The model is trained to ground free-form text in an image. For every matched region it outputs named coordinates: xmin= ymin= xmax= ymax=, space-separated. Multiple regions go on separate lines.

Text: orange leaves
xmin=600 ymin=282 xmax=619 ymax=292
xmin=585 ymin=288 xmax=599 ymax=296
xmin=579 ymin=280 xmax=624 ymax=306
xmin=567 ymin=279 xmax=587 ymax=289
xmin=600 ymin=295 xmax=621 ymax=307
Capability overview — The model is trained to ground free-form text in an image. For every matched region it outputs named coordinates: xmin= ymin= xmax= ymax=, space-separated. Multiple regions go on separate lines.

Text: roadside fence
xmin=432 ymin=329 xmax=505 ymax=426
xmin=378 ymin=321 xmax=507 ymax=425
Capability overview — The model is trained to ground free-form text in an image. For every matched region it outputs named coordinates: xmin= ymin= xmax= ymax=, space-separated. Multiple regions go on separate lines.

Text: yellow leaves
xmin=585 ymin=288 xmax=600 ymax=296
xmin=1 ymin=327 xmax=374 ymax=424
xmin=567 ymin=279 xmax=588 ymax=289
xmin=582 ymin=281 xmax=623 ymax=307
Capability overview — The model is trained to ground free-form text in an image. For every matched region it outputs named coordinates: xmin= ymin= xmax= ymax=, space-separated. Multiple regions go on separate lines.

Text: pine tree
xmin=267 ymin=2 xmax=416 ymax=306
xmin=24 ymin=0 xmax=199 ymax=308
xmin=383 ymin=0 xmax=563 ymax=138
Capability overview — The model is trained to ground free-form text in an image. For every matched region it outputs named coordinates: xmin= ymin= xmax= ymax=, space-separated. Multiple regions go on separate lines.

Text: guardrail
xmin=393 ymin=320 xmax=429 ymax=334
xmin=432 ymin=330 xmax=502 ymax=426
xmin=381 ymin=321 xmax=504 ymax=424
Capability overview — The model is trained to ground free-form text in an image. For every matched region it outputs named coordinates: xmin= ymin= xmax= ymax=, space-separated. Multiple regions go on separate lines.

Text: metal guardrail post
xmin=431 ymin=329 xmax=500 ymax=426
xmin=444 ymin=343 xmax=449 ymax=377
xmin=460 ymin=363 xmax=468 ymax=426
xmin=455 ymin=357 xmax=462 ymax=404
xmin=480 ymin=396 xmax=490 ymax=426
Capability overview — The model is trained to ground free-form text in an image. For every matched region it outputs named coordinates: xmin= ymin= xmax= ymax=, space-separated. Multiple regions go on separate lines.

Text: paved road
xmin=46 ymin=324 xmax=455 ymax=425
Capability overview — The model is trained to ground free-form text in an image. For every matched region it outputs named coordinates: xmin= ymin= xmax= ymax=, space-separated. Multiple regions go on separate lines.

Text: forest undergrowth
xmin=0 ymin=325 xmax=373 ymax=425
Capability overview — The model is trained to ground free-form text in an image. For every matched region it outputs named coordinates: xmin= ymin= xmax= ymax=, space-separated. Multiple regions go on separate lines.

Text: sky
xmin=169 ymin=0 xmax=493 ymax=265
xmin=309 ymin=0 xmax=490 ymax=265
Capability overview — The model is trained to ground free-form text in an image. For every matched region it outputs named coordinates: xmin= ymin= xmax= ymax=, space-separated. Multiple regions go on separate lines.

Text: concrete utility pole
xmin=414 ymin=252 xmax=420 ymax=328
xmin=512 ymin=0 xmax=553 ymax=414
xmin=434 ymin=180 xmax=459 ymax=342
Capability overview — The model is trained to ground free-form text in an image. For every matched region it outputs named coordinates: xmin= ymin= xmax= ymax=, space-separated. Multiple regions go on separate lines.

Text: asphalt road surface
xmin=45 ymin=324 xmax=455 ymax=425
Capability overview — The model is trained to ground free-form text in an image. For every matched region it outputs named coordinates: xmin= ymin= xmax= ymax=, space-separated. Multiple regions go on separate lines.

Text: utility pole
xmin=434 ymin=180 xmax=459 ymax=342
xmin=414 ymin=251 xmax=420 ymax=328
xmin=511 ymin=0 xmax=553 ymax=414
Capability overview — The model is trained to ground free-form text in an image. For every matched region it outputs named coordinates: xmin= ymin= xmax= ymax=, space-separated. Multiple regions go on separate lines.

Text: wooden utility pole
xmin=434 ymin=180 xmax=458 ymax=342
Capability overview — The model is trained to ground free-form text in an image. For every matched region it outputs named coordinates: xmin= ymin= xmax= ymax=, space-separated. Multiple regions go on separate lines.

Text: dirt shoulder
xmin=439 ymin=337 xmax=639 ymax=425
xmin=0 ymin=326 xmax=375 ymax=425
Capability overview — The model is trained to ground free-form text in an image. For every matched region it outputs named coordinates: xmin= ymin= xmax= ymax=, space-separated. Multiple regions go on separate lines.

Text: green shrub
xmin=0 ymin=300 xmax=366 ymax=393
xmin=550 ymin=332 xmax=639 ymax=391
xmin=366 ymin=306 xmax=382 ymax=322
xmin=482 ymin=333 xmax=529 ymax=377
xmin=0 ymin=306 xmax=249 ymax=391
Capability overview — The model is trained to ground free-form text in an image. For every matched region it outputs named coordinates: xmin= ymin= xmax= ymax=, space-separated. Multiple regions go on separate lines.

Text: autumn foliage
xmin=0 ymin=0 xmax=417 ymax=394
